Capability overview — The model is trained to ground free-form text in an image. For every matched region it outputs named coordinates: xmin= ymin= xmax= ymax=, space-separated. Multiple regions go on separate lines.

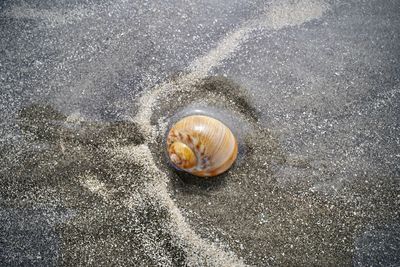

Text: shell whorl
xmin=166 ymin=115 xmax=238 ymax=177
xmin=168 ymin=141 xmax=197 ymax=169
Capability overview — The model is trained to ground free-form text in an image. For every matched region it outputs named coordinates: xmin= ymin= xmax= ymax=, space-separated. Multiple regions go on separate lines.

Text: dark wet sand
xmin=1 ymin=0 xmax=399 ymax=266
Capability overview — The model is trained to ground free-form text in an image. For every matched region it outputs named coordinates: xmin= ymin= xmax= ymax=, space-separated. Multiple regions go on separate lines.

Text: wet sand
xmin=1 ymin=0 xmax=399 ymax=266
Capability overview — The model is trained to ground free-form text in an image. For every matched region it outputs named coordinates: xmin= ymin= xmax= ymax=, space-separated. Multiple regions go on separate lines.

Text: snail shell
xmin=166 ymin=115 xmax=238 ymax=177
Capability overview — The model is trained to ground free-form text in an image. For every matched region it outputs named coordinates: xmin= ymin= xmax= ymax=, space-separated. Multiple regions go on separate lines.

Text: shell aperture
xmin=166 ymin=115 xmax=238 ymax=177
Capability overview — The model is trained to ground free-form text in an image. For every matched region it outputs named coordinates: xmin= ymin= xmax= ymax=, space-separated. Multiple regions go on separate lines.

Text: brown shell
xmin=166 ymin=115 xmax=238 ymax=177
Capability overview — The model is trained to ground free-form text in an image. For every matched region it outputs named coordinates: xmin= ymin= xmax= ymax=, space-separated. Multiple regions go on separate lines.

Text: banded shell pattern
xmin=166 ymin=115 xmax=238 ymax=177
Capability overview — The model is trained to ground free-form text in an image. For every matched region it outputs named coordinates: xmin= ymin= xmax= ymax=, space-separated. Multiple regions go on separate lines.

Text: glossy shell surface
xmin=166 ymin=115 xmax=238 ymax=177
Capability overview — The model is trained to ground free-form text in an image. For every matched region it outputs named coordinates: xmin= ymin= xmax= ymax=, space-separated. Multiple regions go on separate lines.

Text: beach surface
xmin=1 ymin=0 xmax=399 ymax=266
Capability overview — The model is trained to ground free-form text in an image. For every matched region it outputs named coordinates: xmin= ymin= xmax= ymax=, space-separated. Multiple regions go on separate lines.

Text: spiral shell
xmin=166 ymin=115 xmax=238 ymax=177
